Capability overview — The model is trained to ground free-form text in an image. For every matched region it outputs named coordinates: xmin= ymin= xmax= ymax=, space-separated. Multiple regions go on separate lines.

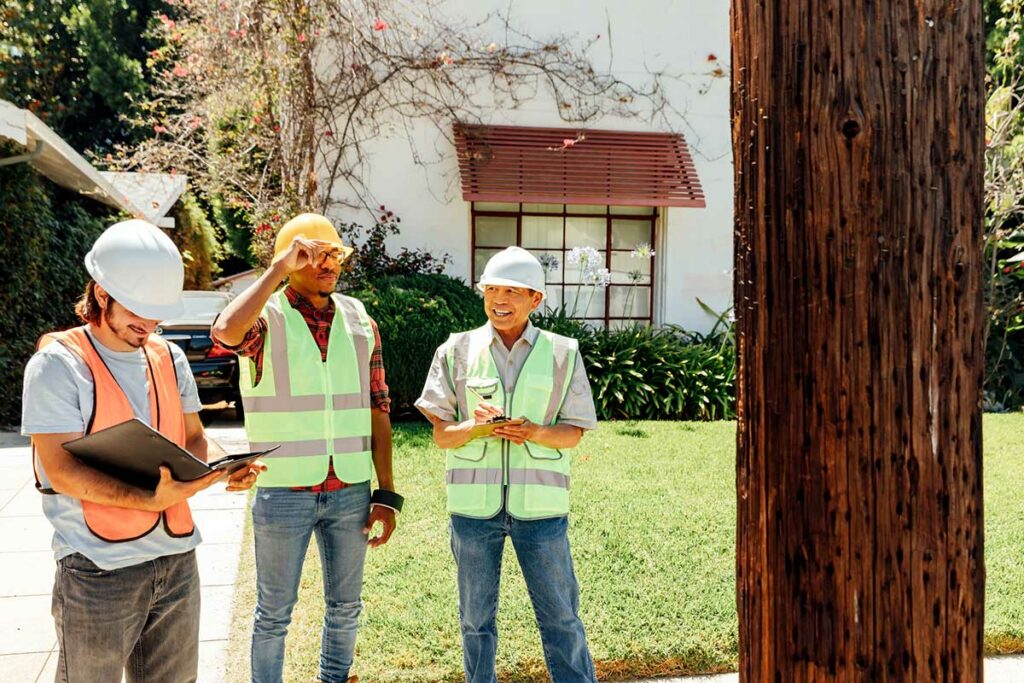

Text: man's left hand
xmin=225 ymin=462 xmax=267 ymax=492
xmin=492 ymin=418 xmax=541 ymax=445
xmin=365 ymin=505 xmax=397 ymax=548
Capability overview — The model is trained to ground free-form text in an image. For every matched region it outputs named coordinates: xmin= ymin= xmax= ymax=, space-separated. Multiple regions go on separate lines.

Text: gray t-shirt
xmin=21 ymin=328 xmax=203 ymax=569
xmin=415 ymin=322 xmax=598 ymax=429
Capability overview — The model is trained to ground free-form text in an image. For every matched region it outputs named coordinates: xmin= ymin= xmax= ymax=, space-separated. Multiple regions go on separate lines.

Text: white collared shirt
xmin=415 ymin=321 xmax=598 ymax=429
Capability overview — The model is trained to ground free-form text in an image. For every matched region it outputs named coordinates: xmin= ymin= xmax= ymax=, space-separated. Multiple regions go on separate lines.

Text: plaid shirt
xmin=215 ymin=287 xmax=388 ymax=491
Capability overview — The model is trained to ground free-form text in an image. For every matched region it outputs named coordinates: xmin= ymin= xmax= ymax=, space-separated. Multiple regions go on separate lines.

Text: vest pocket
xmin=82 ymin=502 xmax=162 ymax=543
xmin=523 ymin=442 xmax=563 ymax=461
xmin=452 ymin=440 xmax=490 ymax=462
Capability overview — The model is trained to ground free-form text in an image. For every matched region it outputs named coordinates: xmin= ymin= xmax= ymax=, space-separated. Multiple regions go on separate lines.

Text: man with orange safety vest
xmin=21 ymin=219 xmax=264 ymax=683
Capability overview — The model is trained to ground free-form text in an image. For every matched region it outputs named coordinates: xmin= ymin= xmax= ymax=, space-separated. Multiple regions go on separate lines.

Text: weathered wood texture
xmin=732 ymin=1 xmax=985 ymax=680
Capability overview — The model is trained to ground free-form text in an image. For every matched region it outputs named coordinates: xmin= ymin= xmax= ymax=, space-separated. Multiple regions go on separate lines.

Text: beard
xmin=103 ymin=304 xmax=147 ymax=349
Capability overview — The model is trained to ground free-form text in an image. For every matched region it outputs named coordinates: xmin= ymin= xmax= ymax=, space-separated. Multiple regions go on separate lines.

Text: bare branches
xmin=127 ymin=0 xmax=667 ymax=239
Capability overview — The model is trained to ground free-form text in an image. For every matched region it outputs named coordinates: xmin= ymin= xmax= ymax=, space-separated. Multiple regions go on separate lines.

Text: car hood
xmin=159 ymin=315 xmax=218 ymax=328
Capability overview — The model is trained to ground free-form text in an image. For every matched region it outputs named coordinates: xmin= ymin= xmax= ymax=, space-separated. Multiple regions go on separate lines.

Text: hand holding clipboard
xmin=63 ymin=419 xmax=278 ymax=491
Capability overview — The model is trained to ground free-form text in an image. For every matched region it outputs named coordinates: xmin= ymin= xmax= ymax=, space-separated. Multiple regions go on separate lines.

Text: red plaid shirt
xmin=215 ymin=287 xmax=388 ymax=491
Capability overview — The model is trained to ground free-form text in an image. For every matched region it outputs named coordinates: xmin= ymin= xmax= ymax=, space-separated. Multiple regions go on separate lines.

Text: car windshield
xmin=181 ymin=294 xmax=229 ymax=320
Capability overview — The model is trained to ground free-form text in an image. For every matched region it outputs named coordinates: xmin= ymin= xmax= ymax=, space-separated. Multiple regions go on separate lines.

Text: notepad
xmin=63 ymin=418 xmax=278 ymax=490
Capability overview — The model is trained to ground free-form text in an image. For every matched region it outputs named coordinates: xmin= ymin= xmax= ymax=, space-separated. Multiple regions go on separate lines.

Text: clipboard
xmin=63 ymin=418 xmax=278 ymax=490
xmin=470 ymin=417 xmax=524 ymax=439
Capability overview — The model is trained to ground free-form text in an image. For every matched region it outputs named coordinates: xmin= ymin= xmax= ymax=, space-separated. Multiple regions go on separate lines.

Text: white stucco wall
xmin=328 ymin=0 xmax=733 ymax=332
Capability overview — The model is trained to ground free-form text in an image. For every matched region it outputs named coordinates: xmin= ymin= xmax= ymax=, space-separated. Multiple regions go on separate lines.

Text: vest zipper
xmin=490 ymin=359 xmax=510 ymax=512
xmin=503 ymin=360 xmax=522 ymax=514
xmin=498 ymin=337 xmax=540 ymax=515
xmin=321 ymin=303 xmax=333 ymax=469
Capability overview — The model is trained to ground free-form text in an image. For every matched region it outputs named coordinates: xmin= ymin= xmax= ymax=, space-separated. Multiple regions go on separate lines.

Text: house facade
xmin=331 ymin=0 xmax=732 ymax=332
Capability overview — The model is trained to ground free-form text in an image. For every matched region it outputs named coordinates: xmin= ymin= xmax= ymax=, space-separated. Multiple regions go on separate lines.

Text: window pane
xmin=474 ymin=248 xmax=503 ymax=281
xmin=474 ymin=202 xmax=519 ymax=212
xmin=610 ymin=251 xmax=651 ymax=285
xmin=610 ymin=205 xmax=656 ymax=216
xmin=522 ymin=216 xmax=563 ymax=249
xmin=566 ymin=204 xmax=608 ymax=215
xmin=542 ymin=285 xmax=564 ymax=313
xmin=565 ymin=216 xmax=606 ymax=250
xmin=475 ymin=216 xmax=516 ymax=247
xmin=610 ymin=285 xmax=651 ymax=318
xmin=563 ymin=286 xmax=606 ymax=318
xmin=609 ymin=318 xmax=651 ymax=330
xmin=522 ymin=203 xmax=563 ymax=214
xmin=611 ymin=219 xmax=654 ymax=250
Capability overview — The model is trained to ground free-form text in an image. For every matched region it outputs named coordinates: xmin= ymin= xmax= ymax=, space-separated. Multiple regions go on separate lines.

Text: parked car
xmin=157 ymin=291 xmax=242 ymax=415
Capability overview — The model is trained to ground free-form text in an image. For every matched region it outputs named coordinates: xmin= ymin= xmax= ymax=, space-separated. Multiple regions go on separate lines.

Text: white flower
xmin=628 ymin=269 xmax=645 ymax=283
xmin=567 ymin=245 xmax=601 ymax=269
xmin=582 ymin=266 xmax=611 ymax=287
xmin=630 ymin=242 xmax=655 ymax=259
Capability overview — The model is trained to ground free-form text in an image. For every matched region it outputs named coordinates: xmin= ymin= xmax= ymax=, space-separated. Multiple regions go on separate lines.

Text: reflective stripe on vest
xmin=443 ymin=326 xmax=577 ymax=520
xmin=239 ymin=291 xmax=374 ymax=487
xmin=34 ymin=327 xmax=195 ymax=543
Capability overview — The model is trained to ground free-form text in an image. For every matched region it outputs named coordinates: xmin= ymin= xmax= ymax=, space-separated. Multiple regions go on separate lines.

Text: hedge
xmin=348 ymin=274 xmax=486 ymax=415
xmin=0 ymin=155 xmax=117 ymax=425
xmin=533 ymin=310 xmax=736 ymax=421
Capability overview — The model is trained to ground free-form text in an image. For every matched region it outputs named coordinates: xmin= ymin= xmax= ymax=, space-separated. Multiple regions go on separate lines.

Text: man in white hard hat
xmin=21 ymin=219 xmax=264 ymax=683
xmin=416 ymin=246 xmax=599 ymax=682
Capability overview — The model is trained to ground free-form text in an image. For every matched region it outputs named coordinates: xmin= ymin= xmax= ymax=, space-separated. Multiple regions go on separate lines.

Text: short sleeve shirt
xmin=21 ymin=327 xmax=204 ymax=570
xmin=415 ymin=322 xmax=597 ymax=430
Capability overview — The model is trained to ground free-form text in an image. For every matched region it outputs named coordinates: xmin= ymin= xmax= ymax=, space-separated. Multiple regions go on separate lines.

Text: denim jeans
xmin=449 ymin=512 xmax=597 ymax=683
xmin=51 ymin=550 xmax=200 ymax=683
xmin=251 ymin=483 xmax=370 ymax=683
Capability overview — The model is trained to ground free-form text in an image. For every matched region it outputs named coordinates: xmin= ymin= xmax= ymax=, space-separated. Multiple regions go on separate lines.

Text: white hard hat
xmin=477 ymin=246 xmax=546 ymax=300
xmin=84 ymin=219 xmax=185 ymax=320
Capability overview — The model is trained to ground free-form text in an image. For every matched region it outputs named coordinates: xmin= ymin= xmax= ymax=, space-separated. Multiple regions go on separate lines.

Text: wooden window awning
xmin=454 ymin=123 xmax=705 ymax=208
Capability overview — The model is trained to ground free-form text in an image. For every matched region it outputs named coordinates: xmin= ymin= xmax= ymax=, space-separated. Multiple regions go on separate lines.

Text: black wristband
xmin=371 ymin=489 xmax=404 ymax=512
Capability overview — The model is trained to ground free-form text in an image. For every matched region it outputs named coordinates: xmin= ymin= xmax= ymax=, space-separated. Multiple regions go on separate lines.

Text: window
xmin=471 ymin=203 xmax=658 ymax=328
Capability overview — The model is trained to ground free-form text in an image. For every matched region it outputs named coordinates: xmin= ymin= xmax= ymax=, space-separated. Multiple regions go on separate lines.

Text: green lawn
xmin=224 ymin=415 xmax=1024 ymax=682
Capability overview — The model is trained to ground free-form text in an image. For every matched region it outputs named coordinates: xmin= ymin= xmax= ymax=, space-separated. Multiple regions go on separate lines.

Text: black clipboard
xmin=63 ymin=418 xmax=278 ymax=490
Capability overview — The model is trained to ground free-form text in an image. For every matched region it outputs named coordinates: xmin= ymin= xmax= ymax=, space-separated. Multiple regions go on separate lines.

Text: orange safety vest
xmin=34 ymin=327 xmax=195 ymax=542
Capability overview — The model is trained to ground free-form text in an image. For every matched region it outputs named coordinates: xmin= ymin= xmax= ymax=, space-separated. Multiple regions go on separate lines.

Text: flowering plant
xmin=565 ymin=246 xmax=610 ymax=318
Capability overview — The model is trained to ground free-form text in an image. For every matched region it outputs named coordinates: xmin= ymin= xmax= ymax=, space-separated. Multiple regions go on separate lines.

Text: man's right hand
xmin=270 ymin=236 xmax=324 ymax=275
xmin=146 ymin=466 xmax=225 ymax=511
xmin=473 ymin=401 xmax=505 ymax=424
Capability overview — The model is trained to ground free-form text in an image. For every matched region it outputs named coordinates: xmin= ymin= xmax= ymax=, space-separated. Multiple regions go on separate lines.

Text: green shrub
xmin=0 ymin=155 xmax=116 ymax=426
xmin=531 ymin=306 xmax=594 ymax=340
xmin=984 ymin=235 xmax=1024 ymax=412
xmin=533 ymin=310 xmax=736 ymax=421
xmin=349 ymin=274 xmax=486 ymax=416
xmin=339 ymin=211 xmax=451 ymax=289
xmin=168 ymin=193 xmax=224 ymax=289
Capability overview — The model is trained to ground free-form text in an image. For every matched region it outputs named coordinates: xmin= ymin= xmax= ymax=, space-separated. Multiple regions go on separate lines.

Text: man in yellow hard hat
xmin=213 ymin=213 xmax=402 ymax=683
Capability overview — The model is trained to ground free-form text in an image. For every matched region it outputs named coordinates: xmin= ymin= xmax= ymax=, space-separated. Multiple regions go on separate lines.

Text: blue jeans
xmin=52 ymin=550 xmax=200 ymax=683
xmin=251 ymin=483 xmax=370 ymax=683
xmin=449 ymin=512 xmax=597 ymax=683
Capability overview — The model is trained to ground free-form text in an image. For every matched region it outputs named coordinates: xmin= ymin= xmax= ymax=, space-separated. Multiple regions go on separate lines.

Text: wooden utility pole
xmin=732 ymin=2 xmax=985 ymax=680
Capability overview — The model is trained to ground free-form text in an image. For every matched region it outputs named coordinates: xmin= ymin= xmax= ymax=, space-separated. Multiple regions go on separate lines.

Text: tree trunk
xmin=731 ymin=2 xmax=985 ymax=680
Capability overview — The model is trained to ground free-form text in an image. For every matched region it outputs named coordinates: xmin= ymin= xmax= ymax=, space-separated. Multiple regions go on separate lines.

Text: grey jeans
xmin=52 ymin=550 xmax=201 ymax=683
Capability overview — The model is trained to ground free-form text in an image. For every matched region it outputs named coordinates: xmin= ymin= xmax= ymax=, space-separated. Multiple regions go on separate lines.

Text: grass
xmin=223 ymin=416 xmax=1024 ymax=682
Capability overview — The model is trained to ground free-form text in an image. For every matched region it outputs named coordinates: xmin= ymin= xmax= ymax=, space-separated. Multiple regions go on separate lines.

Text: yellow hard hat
xmin=273 ymin=213 xmax=354 ymax=259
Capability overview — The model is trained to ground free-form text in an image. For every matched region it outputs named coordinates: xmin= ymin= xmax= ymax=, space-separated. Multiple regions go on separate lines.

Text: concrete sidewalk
xmin=2 ymin=427 xmax=1023 ymax=682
